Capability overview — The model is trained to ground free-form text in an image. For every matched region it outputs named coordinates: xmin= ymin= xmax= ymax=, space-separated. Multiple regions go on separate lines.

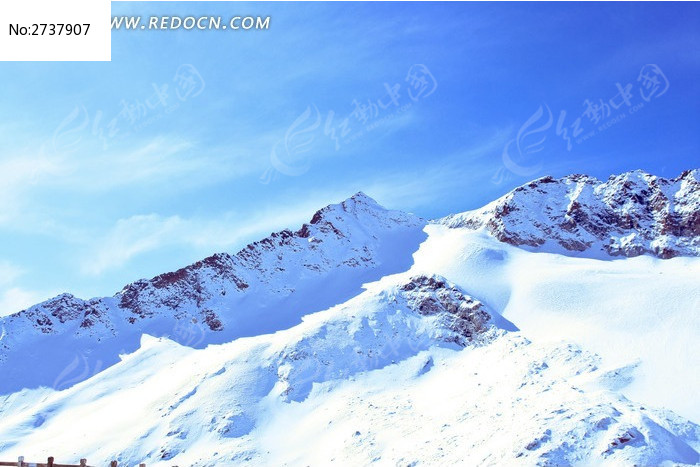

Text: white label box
xmin=0 ymin=0 xmax=110 ymax=61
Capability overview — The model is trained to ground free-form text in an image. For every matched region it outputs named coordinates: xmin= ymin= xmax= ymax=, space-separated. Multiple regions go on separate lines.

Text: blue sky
xmin=0 ymin=2 xmax=698 ymax=313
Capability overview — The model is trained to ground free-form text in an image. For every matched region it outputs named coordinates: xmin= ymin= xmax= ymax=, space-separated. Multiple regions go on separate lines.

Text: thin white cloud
xmin=0 ymin=154 xmax=65 ymax=225
xmin=363 ymin=128 xmax=513 ymax=210
xmin=0 ymin=261 xmax=24 ymax=286
xmin=0 ymin=287 xmax=51 ymax=316
xmin=0 ymin=133 xmax=272 ymax=229
xmin=82 ymin=214 xmax=184 ymax=275
xmin=66 ymin=136 xmax=266 ymax=192
xmin=0 ymin=261 xmax=56 ymax=316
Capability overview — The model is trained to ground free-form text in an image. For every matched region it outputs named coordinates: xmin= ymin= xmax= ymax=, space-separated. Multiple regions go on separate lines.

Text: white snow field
xmin=0 ymin=170 xmax=698 ymax=466
xmin=411 ymin=226 xmax=700 ymax=423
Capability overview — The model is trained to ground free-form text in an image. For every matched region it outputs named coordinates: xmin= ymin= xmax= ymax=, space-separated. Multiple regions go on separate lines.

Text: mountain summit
xmin=0 ymin=192 xmax=426 ymax=393
xmin=440 ymin=169 xmax=699 ymax=258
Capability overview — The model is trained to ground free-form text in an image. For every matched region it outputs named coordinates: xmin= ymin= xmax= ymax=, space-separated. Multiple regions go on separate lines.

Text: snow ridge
xmin=439 ymin=169 xmax=700 ymax=258
xmin=0 ymin=192 xmax=426 ymax=392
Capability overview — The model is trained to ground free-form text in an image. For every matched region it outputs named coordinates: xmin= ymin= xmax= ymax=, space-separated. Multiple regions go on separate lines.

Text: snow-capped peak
xmin=0 ymin=193 xmax=427 ymax=394
xmin=438 ymin=169 xmax=700 ymax=258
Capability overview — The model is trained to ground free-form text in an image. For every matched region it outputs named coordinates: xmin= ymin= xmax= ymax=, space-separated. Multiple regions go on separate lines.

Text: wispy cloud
xmin=0 ymin=261 xmax=24 ymax=286
xmin=61 ymin=136 xmax=270 ymax=192
xmin=0 ymin=154 xmax=65 ymax=225
xmin=0 ymin=261 xmax=55 ymax=316
xmin=82 ymin=214 xmax=185 ymax=275
xmin=363 ymin=128 xmax=513 ymax=211
xmin=49 ymin=135 xmax=259 ymax=193
xmin=0 ymin=133 xmax=270 ymax=232
xmin=0 ymin=287 xmax=52 ymax=316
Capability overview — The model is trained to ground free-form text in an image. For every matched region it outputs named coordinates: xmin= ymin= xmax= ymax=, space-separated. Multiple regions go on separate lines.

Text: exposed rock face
xmin=12 ymin=293 xmax=113 ymax=336
xmin=401 ymin=275 xmax=492 ymax=344
xmin=439 ymin=169 xmax=700 ymax=259
xmin=274 ymin=274 xmax=497 ymax=402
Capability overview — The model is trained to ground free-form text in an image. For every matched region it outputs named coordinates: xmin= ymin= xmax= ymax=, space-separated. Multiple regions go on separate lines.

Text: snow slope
xmin=0 ymin=169 xmax=698 ymax=466
xmin=408 ymin=226 xmax=700 ymax=422
xmin=0 ymin=275 xmax=697 ymax=466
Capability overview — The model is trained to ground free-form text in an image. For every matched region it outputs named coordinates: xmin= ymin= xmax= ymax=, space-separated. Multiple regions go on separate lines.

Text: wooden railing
xmin=0 ymin=458 xmax=149 ymax=467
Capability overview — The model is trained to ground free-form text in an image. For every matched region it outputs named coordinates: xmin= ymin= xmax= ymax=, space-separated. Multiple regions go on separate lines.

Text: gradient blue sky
xmin=0 ymin=2 xmax=698 ymax=313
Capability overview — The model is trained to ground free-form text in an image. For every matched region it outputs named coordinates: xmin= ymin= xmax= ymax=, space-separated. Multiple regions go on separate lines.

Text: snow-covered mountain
xmin=0 ymin=170 xmax=698 ymax=466
xmin=440 ymin=169 xmax=699 ymax=258
xmin=0 ymin=193 xmax=426 ymax=393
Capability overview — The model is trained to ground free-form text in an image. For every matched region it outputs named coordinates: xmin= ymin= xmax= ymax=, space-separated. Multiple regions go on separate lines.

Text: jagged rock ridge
xmin=439 ymin=169 xmax=699 ymax=258
xmin=4 ymin=192 xmax=423 ymax=336
xmin=0 ymin=192 xmax=426 ymax=391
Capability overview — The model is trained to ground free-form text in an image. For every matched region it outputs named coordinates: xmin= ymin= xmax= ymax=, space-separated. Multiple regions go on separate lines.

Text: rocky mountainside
xmin=0 ymin=169 xmax=699 ymax=466
xmin=2 ymin=169 xmax=698 ymax=394
xmin=0 ymin=270 xmax=697 ymax=466
xmin=117 ymin=191 xmax=424 ymax=326
xmin=2 ymin=170 xmax=699 ymax=394
xmin=439 ymin=169 xmax=699 ymax=258
xmin=0 ymin=192 xmax=426 ymax=393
